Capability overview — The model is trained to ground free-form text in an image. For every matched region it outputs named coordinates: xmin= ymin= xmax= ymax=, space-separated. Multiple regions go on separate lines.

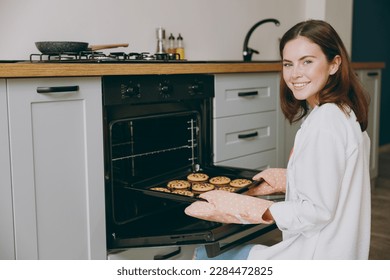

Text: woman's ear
xmin=329 ymin=55 xmax=341 ymax=75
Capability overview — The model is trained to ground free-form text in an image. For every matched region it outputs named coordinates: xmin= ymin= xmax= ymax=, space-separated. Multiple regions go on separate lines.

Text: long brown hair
xmin=279 ymin=20 xmax=369 ymax=131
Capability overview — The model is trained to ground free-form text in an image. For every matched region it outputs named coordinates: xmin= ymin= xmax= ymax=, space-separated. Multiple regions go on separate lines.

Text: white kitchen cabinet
xmin=356 ymin=69 xmax=382 ymax=184
xmin=0 ymin=79 xmax=15 ymax=259
xmin=6 ymin=77 xmax=106 ymax=259
xmin=213 ymin=73 xmax=285 ymax=169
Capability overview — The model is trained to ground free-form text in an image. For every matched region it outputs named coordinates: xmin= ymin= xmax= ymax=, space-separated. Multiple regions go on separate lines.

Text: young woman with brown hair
xmin=185 ymin=19 xmax=371 ymax=259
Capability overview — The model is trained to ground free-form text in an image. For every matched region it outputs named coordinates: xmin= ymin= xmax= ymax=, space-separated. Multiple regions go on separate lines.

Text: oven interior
xmin=108 ymin=111 xmax=204 ymax=225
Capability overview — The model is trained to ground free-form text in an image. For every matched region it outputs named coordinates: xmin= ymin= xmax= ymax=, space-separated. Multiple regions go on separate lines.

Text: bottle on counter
xmin=167 ymin=33 xmax=176 ymax=54
xmin=176 ymin=33 xmax=185 ymax=60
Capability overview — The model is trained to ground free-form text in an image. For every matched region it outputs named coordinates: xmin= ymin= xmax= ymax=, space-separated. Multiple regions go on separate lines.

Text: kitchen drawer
xmin=215 ymin=149 xmax=277 ymax=170
xmin=214 ymin=73 xmax=278 ymax=118
xmin=213 ymin=111 xmax=277 ymax=162
xmin=107 ymin=245 xmax=196 ymax=260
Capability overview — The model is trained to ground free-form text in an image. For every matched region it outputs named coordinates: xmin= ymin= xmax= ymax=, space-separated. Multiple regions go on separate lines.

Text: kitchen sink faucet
xmin=243 ymin=18 xmax=280 ymax=62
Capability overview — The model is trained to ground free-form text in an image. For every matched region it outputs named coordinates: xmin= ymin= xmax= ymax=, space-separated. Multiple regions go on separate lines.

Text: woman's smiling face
xmin=282 ymin=36 xmax=340 ymax=107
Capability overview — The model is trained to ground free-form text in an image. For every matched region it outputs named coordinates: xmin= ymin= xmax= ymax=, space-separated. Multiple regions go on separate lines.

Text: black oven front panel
xmin=103 ymin=74 xmax=214 ymax=106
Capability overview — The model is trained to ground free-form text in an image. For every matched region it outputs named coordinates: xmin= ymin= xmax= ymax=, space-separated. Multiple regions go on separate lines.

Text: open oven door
xmin=106 ymin=164 xmax=283 ymax=258
xmin=107 ymin=192 xmax=278 ymax=258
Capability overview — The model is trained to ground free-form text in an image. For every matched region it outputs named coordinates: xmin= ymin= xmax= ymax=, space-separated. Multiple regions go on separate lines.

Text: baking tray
xmin=124 ymin=165 xmax=284 ymax=203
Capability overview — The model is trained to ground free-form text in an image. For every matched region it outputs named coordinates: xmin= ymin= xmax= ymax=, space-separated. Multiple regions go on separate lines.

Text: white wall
xmin=305 ymin=0 xmax=353 ymax=55
xmin=0 ymin=0 xmax=352 ymax=61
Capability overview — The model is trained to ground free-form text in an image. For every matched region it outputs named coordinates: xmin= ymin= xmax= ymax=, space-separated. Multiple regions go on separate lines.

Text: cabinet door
xmin=357 ymin=69 xmax=381 ymax=181
xmin=0 ymin=79 xmax=15 ymax=259
xmin=7 ymin=77 xmax=106 ymax=259
xmin=214 ymin=73 xmax=278 ymax=118
xmin=213 ymin=111 xmax=277 ymax=162
xmin=216 ymin=150 xmax=277 ymax=170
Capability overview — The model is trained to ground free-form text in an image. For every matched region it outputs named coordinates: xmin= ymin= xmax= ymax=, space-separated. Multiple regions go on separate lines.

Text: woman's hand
xmin=184 ymin=190 xmax=274 ymax=224
xmin=246 ymin=168 xmax=287 ymax=196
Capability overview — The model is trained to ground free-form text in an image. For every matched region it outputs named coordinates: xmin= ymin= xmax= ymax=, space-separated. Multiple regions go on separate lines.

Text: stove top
xmin=29 ymin=51 xmax=186 ymax=63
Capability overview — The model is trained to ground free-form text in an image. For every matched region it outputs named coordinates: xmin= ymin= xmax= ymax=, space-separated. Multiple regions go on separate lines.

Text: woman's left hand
xmin=246 ymin=168 xmax=287 ymax=196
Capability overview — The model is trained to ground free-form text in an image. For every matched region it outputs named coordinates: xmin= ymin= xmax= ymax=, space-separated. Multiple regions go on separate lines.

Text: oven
xmin=102 ymin=74 xmax=277 ymax=258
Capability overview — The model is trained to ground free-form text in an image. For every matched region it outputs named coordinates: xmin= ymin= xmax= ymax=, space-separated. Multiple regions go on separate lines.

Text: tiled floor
xmin=254 ymin=147 xmax=390 ymax=259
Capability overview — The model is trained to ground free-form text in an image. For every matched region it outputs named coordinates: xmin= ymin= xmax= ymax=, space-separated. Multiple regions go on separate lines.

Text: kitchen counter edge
xmin=0 ymin=61 xmax=385 ymax=78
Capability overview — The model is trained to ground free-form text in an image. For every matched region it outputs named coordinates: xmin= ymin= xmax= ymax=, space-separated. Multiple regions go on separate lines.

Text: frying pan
xmin=35 ymin=41 xmax=129 ymax=54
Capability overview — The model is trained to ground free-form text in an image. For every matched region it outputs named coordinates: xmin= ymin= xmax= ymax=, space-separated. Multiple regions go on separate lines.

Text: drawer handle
xmin=238 ymin=131 xmax=258 ymax=139
xmin=367 ymin=72 xmax=379 ymax=77
xmin=153 ymin=247 xmax=181 ymax=260
xmin=238 ymin=91 xmax=258 ymax=97
xmin=37 ymin=86 xmax=79 ymax=94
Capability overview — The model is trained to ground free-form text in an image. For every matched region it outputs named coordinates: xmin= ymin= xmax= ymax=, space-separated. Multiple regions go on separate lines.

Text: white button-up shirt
xmin=248 ymin=103 xmax=371 ymax=259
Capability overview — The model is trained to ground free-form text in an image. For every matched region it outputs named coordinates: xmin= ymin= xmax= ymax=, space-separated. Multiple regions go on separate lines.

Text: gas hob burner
xmin=30 ymin=51 xmax=183 ymax=63
xmin=30 ymin=51 xmax=108 ymax=62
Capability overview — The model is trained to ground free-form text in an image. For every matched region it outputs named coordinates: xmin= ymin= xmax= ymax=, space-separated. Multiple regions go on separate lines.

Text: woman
xmin=185 ymin=19 xmax=371 ymax=259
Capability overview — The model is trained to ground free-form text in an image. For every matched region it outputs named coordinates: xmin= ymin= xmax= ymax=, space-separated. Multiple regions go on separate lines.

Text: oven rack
xmin=110 ymin=117 xmax=200 ymax=167
xmin=111 ymin=144 xmax=198 ymax=162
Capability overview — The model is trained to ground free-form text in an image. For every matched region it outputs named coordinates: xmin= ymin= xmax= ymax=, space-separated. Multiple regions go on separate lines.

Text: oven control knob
xmin=188 ymin=81 xmax=204 ymax=95
xmin=121 ymin=83 xmax=141 ymax=99
xmin=159 ymin=82 xmax=173 ymax=98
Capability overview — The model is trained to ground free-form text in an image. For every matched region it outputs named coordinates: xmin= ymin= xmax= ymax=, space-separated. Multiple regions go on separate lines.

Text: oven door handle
xmin=204 ymin=223 xmax=277 ymax=258
xmin=153 ymin=247 xmax=182 ymax=260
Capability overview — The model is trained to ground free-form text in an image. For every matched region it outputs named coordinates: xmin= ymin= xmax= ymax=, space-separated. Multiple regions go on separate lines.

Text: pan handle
xmin=89 ymin=43 xmax=129 ymax=51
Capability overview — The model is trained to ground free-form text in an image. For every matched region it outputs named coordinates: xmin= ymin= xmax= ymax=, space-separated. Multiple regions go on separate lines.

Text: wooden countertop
xmin=0 ymin=61 xmax=385 ymax=78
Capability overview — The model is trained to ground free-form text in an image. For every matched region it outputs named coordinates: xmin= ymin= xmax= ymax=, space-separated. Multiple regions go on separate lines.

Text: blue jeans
xmin=193 ymin=244 xmax=255 ymax=260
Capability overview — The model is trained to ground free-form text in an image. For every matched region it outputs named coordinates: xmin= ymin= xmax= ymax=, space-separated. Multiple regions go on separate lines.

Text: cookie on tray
xmin=150 ymin=187 xmax=171 ymax=193
xmin=167 ymin=180 xmax=191 ymax=190
xmin=217 ymin=186 xmax=237 ymax=192
xmin=171 ymin=189 xmax=195 ymax=197
xmin=209 ymin=176 xmax=231 ymax=187
xmin=187 ymin=172 xmax=209 ymax=183
xmin=229 ymin=178 xmax=252 ymax=188
xmin=191 ymin=182 xmax=215 ymax=194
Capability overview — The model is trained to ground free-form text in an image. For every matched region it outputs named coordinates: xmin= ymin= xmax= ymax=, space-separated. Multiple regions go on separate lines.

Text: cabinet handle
xmin=153 ymin=247 xmax=181 ymax=260
xmin=238 ymin=131 xmax=258 ymax=139
xmin=238 ymin=91 xmax=258 ymax=97
xmin=37 ymin=86 xmax=79 ymax=94
xmin=367 ymin=72 xmax=379 ymax=77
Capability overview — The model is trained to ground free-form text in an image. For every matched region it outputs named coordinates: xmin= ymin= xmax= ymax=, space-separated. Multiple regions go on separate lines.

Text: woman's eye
xmin=303 ymin=60 xmax=312 ymax=65
xmin=283 ymin=62 xmax=293 ymax=67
